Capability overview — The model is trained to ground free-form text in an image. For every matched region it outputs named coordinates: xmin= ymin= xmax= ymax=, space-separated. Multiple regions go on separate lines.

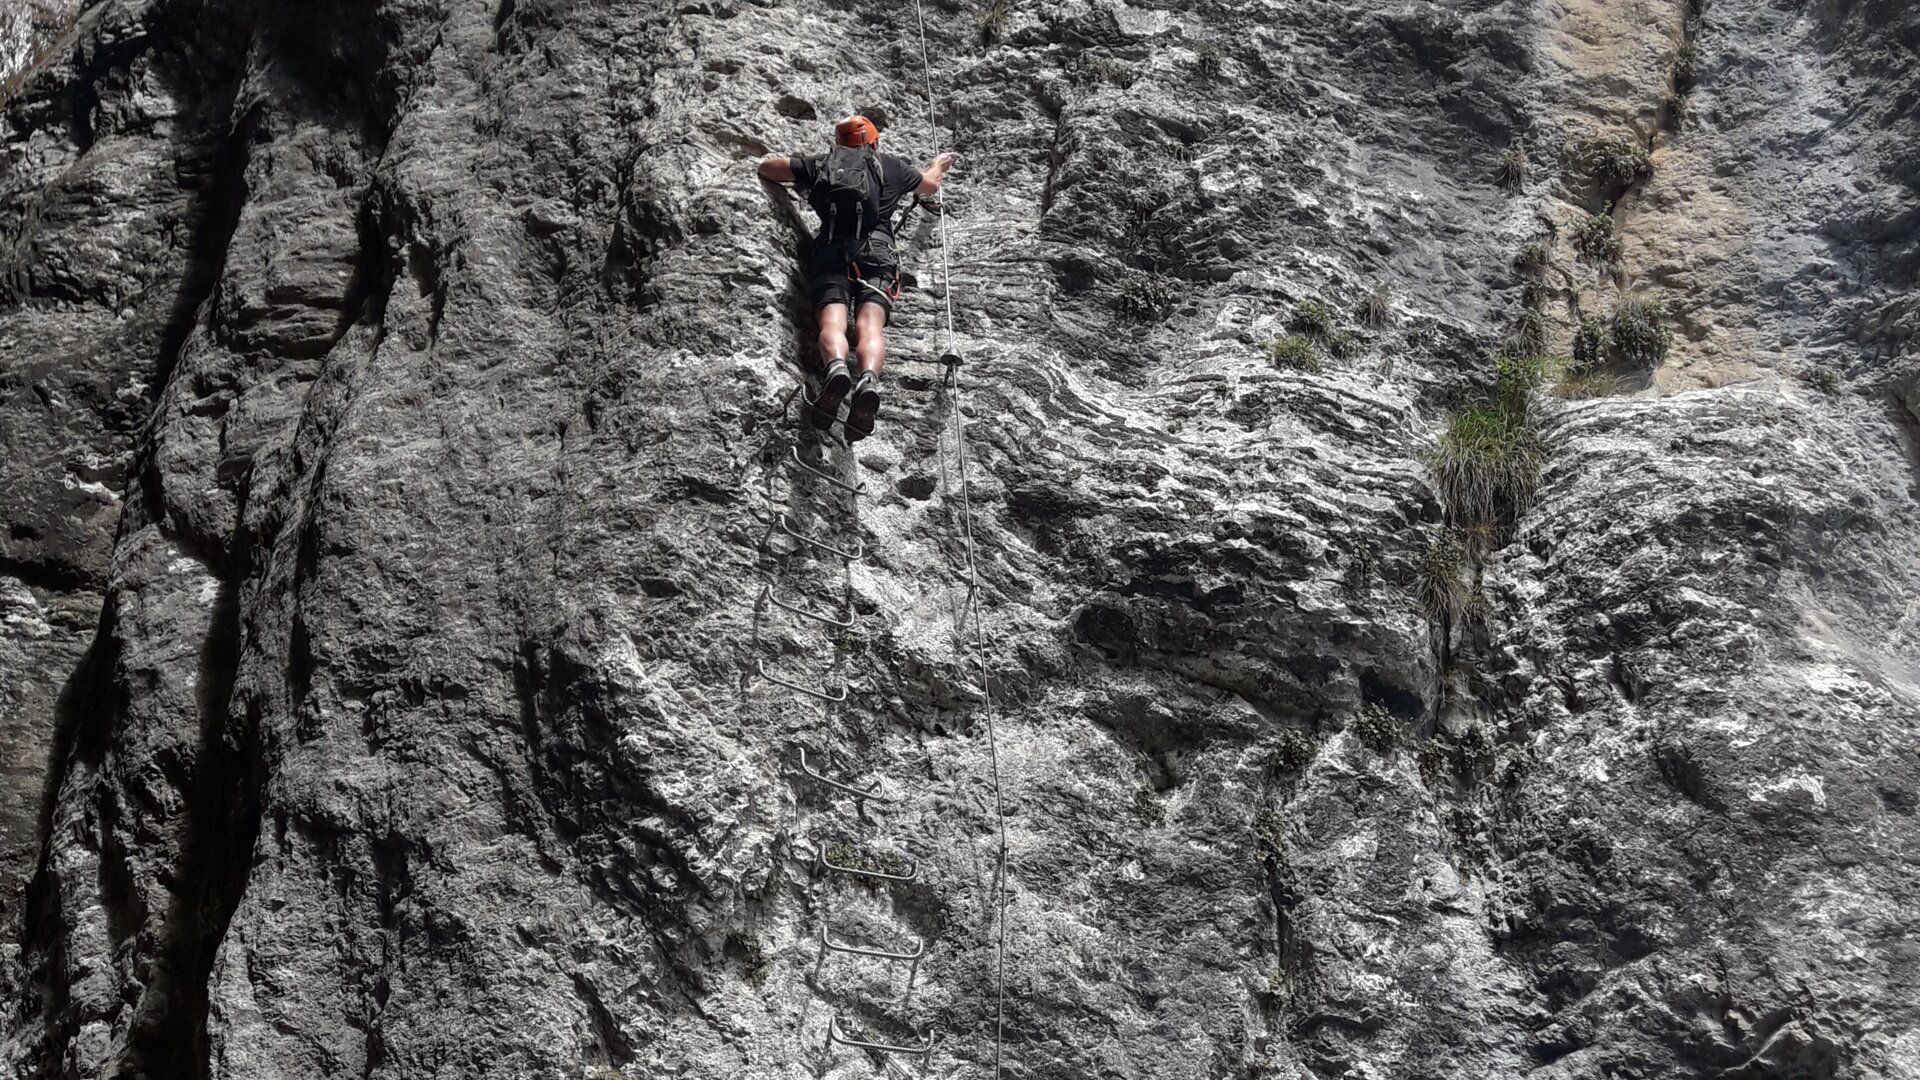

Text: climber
xmin=757 ymin=115 xmax=956 ymax=440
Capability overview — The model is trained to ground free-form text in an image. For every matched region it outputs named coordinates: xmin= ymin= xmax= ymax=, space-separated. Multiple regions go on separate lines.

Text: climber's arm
xmin=915 ymin=152 xmax=956 ymax=195
xmin=758 ymin=156 xmax=796 ymax=183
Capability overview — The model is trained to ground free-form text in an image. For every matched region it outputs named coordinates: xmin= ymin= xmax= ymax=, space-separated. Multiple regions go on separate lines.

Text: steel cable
xmin=908 ymin=0 xmax=1009 ymax=1075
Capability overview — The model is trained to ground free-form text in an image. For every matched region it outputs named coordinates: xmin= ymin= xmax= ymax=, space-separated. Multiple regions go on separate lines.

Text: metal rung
xmin=757 ymin=660 xmax=847 ymax=703
xmin=938 ymin=351 xmax=963 ymax=367
xmin=817 ymin=846 xmax=919 ymax=882
xmin=760 ymin=583 xmax=855 ymax=629
xmin=795 ymin=747 xmax=893 ymax=804
xmin=816 ymin=925 xmax=925 ymax=988
xmin=791 ymin=446 xmax=863 ymax=494
xmin=826 ymin=1015 xmax=937 ymax=1062
xmin=780 ymin=514 xmax=864 ymax=561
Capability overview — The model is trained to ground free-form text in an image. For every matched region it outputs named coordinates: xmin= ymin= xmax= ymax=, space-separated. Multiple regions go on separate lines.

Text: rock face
xmin=1 ymin=0 xmax=1916 ymax=1077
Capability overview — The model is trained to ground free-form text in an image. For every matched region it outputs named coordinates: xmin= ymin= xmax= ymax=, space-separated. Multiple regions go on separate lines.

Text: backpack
xmin=811 ymin=144 xmax=882 ymax=243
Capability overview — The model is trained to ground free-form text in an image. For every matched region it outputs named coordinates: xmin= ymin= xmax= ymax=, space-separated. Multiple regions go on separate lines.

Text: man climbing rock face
xmin=758 ymin=115 xmax=955 ymax=440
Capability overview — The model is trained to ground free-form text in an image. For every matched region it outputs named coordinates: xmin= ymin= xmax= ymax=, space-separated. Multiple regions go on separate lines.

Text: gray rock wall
xmin=0 ymin=0 xmax=1914 ymax=1077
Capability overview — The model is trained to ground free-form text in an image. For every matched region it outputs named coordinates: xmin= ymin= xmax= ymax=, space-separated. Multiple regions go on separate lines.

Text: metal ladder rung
xmin=814 ymin=922 xmax=925 ymax=960
xmin=756 ymin=660 xmax=847 ymax=703
xmin=827 ymin=1015 xmax=937 ymax=1062
xmin=780 ymin=514 xmax=864 ymax=561
xmin=795 ymin=747 xmax=893 ymax=804
xmin=817 ymin=846 xmax=919 ymax=882
xmin=791 ymin=446 xmax=863 ymax=494
xmin=760 ymin=583 xmax=855 ymax=629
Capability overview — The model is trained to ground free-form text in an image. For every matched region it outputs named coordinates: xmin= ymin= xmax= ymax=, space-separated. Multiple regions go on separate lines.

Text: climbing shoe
xmin=810 ymin=357 xmax=852 ymax=430
xmin=844 ymin=370 xmax=880 ymax=441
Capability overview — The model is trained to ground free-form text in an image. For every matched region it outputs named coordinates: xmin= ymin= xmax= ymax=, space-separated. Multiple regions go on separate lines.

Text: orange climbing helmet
xmin=834 ymin=115 xmax=880 ymax=147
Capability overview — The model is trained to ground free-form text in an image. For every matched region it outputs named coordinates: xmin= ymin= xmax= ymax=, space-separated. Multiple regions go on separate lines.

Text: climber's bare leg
xmin=845 ymin=302 xmax=888 ymax=439
xmin=852 ymin=302 xmax=887 ymax=376
xmin=817 ymin=302 xmax=852 ymax=365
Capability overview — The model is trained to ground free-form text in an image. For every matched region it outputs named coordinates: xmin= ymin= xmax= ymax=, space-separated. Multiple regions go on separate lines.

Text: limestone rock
xmin=1 ymin=0 xmax=1916 ymax=1077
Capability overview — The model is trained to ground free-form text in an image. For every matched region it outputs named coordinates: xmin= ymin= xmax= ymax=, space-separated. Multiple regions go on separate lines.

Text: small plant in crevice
xmin=1555 ymin=370 xmax=1627 ymax=400
xmin=1672 ymin=39 xmax=1699 ymax=88
xmin=1446 ymin=806 xmax=1491 ymax=870
xmin=1612 ymin=293 xmax=1673 ymax=368
xmin=1417 ymin=741 xmax=1451 ymax=786
xmin=1070 ymin=54 xmax=1137 ymax=89
xmin=1505 ymin=309 xmax=1548 ymax=358
xmin=1290 ymin=299 xmax=1335 ymax=339
xmin=825 ymin=842 xmax=898 ymax=878
xmin=1559 ymin=314 xmax=1624 ymax=399
xmin=1351 ymin=703 xmax=1400 ymax=755
xmin=1268 ymin=729 xmax=1319 ymax=775
xmin=975 ymin=0 xmax=1011 ymax=45
xmin=1798 ymin=366 xmax=1841 ymax=394
xmin=1570 ymin=314 xmax=1610 ymax=370
xmin=1342 ymin=546 xmax=1375 ymax=599
xmin=1571 ymin=213 xmax=1622 ymax=263
xmin=1520 ymin=280 xmax=1550 ymax=311
xmin=1254 ymin=806 xmax=1287 ymax=862
xmin=725 ymin=932 xmax=769 ymax=985
xmin=1662 ymin=89 xmax=1691 ymax=130
xmin=1416 ymin=529 xmax=1472 ymax=623
xmin=1405 ymin=321 xmax=1435 ymax=349
xmin=1325 ymin=329 xmax=1358 ymax=359
xmin=1495 ymin=144 xmax=1528 ymax=193
xmin=1355 ymin=287 xmax=1390 ymax=328
xmin=1515 ymin=238 xmax=1553 ymax=275
xmin=1193 ymin=41 xmax=1222 ymax=78
xmin=1493 ymin=351 xmax=1561 ymax=404
xmin=1116 ymin=273 xmax=1172 ymax=322
xmin=1577 ymin=133 xmax=1654 ymax=193
xmin=1456 ymin=724 xmax=1495 ymax=778
xmin=1267 ymin=334 xmax=1322 ymax=373
xmin=1133 ymin=785 xmax=1165 ymax=825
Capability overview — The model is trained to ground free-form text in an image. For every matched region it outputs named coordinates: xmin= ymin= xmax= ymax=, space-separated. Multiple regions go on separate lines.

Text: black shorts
xmin=807 ymin=234 xmax=901 ymax=322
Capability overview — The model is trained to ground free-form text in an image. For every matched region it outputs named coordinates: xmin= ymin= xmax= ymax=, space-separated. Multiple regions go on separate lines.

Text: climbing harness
xmin=747 ymin=0 xmax=1010 ymax=1073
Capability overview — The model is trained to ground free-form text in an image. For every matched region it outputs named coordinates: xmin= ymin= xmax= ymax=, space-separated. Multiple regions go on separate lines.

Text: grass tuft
xmin=1268 ymin=335 xmax=1322 ymax=373
xmin=1571 ymin=314 xmax=1610 ymax=371
xmin=1505 ymin=309 xmax=1548 ymax=358
xmin=976 ymin=0 xmax=1011 ymax=45
xmin=1427 ymin=404 xmax=1544 ymax=532
xmin=1612 ymin=294 xmax=1672 ymax=368
xmin=1571 ymin=214 xmax=1621 ymax=263
xmin=1494 ymin=352 xmax=1561 ymax=406
xmin=1578 ymin=134 xmax=1654 ymax=191
xmin=1193 ymin=41 xmax=1222 ymax=78
xmin=1495 ymin=145 xmax=1527 ymax=193
xmin=1290 ymin=299 xmax=1334 ymax=339
xmin=1416 ymin=530 xmax=1472 ymax=623
xmin=1355 ymin=287 xmax=1390 ymax=328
